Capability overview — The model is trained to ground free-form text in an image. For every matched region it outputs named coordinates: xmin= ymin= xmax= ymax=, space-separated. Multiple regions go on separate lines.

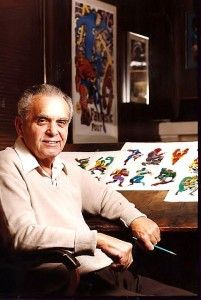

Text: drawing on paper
xmin=151 ymin=168 xmax=176 ymax=186
xmin=124 ymin=149 xmax=143 ymax=165
xmin=89 ymin=156 xmax=114 ymax=175
xmin=129 ymin=167 xmax=151 ymax=186
xmin=171 ymin=148 xmax=189 ymax=165
xmin=175 ymin=175 xmax=198 ymax=196
xmin=75 ymin=157 xmax=90 ymax=169
xmin=141 ymin=148 xmax=165 ymax=166
xmin=60 ymin=141 xmax=198 ymax=202
xmin=106 ymin=168 xmax=129 ymax=187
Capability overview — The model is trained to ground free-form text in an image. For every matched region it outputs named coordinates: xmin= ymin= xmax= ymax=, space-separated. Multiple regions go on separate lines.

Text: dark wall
xmin=111 ymin=0 xmax=198 ymax=142
xmin=0 ymin=0 xmax=198 ymax=149
xmin=0 ymin=0 xmax=44 ymax=149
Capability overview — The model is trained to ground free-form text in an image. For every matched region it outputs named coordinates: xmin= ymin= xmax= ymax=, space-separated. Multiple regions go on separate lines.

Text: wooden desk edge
xmin=160 ymin=226 xmax=197 ymax=232
xmin=86 ymin=215 xmax=198 ymax=233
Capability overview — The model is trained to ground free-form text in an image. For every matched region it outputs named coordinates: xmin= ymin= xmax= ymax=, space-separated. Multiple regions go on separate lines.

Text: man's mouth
xmin=43 ymin=141 xmax=59 ymax=144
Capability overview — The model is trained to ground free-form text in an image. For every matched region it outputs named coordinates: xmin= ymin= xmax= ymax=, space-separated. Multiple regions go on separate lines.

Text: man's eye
xmin=57 ymin=120 xmax=68 ymax=126
xmin=37 ymin=118 xmax=47 ymax=125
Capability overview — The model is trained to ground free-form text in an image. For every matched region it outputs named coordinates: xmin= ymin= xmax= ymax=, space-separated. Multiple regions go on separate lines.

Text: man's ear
xmin=15 ymin=116 xmax=24 ymax=136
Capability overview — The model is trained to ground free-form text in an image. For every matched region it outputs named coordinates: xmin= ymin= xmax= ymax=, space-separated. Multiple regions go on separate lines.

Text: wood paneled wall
xmin=0 ymin=0 xmax=44 ymax=149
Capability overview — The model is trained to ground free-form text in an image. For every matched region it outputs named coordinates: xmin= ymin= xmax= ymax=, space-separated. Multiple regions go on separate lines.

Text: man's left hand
xmin=130 ymin=216 xmax=161 ymax=251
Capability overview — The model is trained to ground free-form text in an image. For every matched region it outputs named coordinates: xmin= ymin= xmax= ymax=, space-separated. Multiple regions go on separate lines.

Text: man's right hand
xmin=96 ymin=232 xmax=133 ymax=270
xmin=130 ymin=216 xmax=161 ymax=251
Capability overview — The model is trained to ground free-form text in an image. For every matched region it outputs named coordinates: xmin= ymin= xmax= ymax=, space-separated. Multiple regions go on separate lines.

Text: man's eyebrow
xmin=35 ymin=114 xmax=49 ymax=119
xmin=35 ymin=114 xmax=68 ymax=119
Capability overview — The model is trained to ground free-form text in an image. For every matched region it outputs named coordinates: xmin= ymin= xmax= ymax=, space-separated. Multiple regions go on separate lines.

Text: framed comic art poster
xmin=125 ymin=32 xmax=149 ymax=105
xmin=72 ymin=0 xmax=118 ymax=143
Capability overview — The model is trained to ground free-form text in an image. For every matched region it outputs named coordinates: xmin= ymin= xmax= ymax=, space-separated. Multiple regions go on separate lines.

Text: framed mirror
xmin=125 ymin=32 xmax=149 ymax=104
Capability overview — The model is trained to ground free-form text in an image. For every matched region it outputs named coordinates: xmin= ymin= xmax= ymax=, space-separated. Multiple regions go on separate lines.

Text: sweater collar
xmin=14 ymin=137 xmax=67 ymax=175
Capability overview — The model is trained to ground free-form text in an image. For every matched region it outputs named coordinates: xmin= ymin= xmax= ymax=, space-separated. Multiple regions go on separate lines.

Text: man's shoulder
xmin=0 ymin=146 xmax=16 ymax=157
xmin=0 ymin=147 xmax=19 ymax=166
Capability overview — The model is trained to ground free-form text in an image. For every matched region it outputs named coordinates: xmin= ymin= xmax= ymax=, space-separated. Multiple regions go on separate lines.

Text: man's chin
xmin=42 ymin=149 xmax=61 ymax=159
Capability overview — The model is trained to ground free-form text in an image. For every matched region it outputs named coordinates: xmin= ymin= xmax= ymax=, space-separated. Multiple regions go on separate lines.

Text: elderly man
xmin=0 ymin=84 xmax=194 ymax=297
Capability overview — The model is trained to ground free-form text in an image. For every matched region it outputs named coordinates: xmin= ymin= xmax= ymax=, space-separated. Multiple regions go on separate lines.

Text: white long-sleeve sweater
xmin=0 ymin=138 xmax=145 ymax=273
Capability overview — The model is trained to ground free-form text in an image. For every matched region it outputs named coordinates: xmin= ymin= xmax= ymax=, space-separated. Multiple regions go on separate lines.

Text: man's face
xmin=16 ymin=95 xmax=70 ymax=164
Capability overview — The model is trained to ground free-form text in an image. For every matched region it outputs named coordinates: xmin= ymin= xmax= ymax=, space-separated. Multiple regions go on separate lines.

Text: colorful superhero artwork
xmin=171 ymin=148 xmax=189 ymax=165
xmin=72 ymin=0 xmax=118 ymax=143
xmin=129 ymin=167 xmax=151 ymax=186
xmin=106 ymin=168 xmax=129 ymax=187
xmin=141 ymin=148 xmax=165 ymax=166
xmin=60 ymin=141 xmax=198 ymax=202
xmin=89 ymin=156 xmax=114 ymax=175
xmin=75 ymin=157 xmax=90 ymax=169
xmin=60 ymin=150 xmax=120 ymax=182
xmin=124 ymin=149 xmax=143 ymax=165
xmin=176 ymin=176 xmax=198 ymax=196
xmin=151 ymin=168 xmax=176 ymax=186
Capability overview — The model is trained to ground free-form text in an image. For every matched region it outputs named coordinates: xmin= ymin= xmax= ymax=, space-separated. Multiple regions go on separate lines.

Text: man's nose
xmin=46 ymin=122 xmax=58 ymax=135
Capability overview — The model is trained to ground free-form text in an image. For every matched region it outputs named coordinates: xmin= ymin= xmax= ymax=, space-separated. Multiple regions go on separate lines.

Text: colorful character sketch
xmin=89 ymin=156 xmax=114 ymax=175
xmin=74 ymin=4 xmax=115 ymax=132
xmin=175 ymin=175 xmax=198 ymax=196
xmin=75 ymin=157 xmax=90 ymax=169
xmin=142 ymin=148 xmax=165 ymax=166
xmin=171 ymin=148 xmax=189 ymax=165
xmin=124 ymin=149 xmax=143 ymax=165
xmin=189 ymin=158 xmax=198 ymax=174
xmin=129 ymin=167 xmax=151 ymax=186
xmin=151 ymin=168 xmax=176 ymax=186
xmin=106 ymin=168 xmax=129 ymax=187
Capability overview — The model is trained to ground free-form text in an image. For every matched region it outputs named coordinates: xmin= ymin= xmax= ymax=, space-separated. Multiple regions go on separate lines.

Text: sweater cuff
xmin=74 ymin=229 xmax=97 ymax=255
xmin=120 ymin=206 xmax=147 ymax=227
